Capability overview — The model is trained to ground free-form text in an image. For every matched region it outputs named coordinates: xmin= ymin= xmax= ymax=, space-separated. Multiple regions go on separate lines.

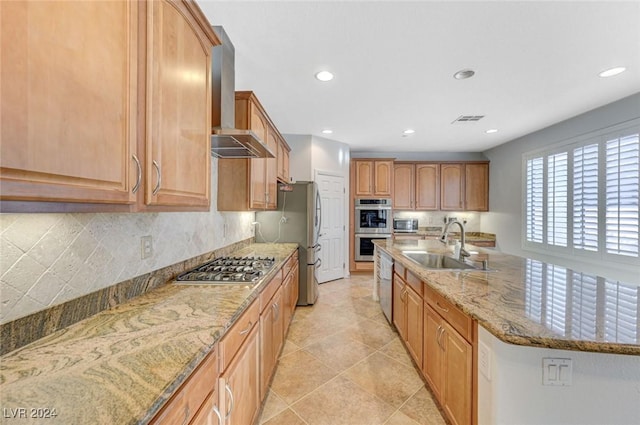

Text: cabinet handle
xmin=239 ymin=321 xmax=252 ymax=335
xmin=436 ymin=326 xmax=442 ymax=349
xmin=212 ymin=405 xmax=223 ymax=425
xmin=435 ymin=301 xmax=449 ymax=313
xmin=152 ymin=160 xmax=161 ymax=195
xmin=131 ymin=155 xmax=142 ymax=194
xmin=224 ymin=383 xmax=234 ymax=421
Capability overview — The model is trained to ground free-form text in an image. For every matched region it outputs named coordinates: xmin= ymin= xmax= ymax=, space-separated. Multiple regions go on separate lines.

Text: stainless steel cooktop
xmin=175 ymin=256 xmax=275 ymax=284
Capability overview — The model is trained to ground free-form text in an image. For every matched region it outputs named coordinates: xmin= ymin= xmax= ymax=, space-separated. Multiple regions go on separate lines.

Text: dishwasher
xmin=375 ymin=248 xmax=394 ymax=324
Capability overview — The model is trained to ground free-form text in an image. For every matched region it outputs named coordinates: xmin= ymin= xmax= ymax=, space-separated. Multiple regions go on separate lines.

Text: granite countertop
xmin=0 ymin=243 xmax=298 ymax=425
xmin=375 ymin=239 xmax=639 ymax=356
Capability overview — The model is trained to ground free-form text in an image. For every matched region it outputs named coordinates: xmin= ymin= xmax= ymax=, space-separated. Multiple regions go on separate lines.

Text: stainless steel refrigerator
xmin=255 ymin=181 xmax=321 ymax=305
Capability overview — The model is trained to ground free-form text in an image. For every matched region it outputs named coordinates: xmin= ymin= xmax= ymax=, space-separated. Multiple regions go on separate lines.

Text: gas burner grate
xmin=176 ymin=255 xmax=276 ymax=284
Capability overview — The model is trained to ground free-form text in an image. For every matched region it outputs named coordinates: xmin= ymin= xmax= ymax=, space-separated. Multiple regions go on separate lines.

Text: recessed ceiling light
xmin=453 ymin=69 xmax=475 ymax=80
xmin=315 ymin=71 xmax=334 ymax=81
xmin=485 ymin=129 xmax=498 ymax=134
xmin=599 ymin=67 xmax=626 ymax=78
xmin=321 ymin=129 xmax=333 ymax=134
xmin=403 ymin=129 xmax=415 ymax=135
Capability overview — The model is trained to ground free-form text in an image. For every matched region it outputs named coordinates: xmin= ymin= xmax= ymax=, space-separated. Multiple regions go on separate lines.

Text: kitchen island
xmin=375 ymin=239 xmax=640 ymax=425
xmin=0 ymin=243 xmax=298 ymax=425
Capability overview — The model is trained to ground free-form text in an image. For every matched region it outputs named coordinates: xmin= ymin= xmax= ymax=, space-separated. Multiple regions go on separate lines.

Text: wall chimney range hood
xmin=211 ymin=26 xmax=274 ymax=158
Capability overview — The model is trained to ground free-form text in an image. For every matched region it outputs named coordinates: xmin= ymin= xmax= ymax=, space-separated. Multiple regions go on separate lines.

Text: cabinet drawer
xmin=220 ymin=300 xmax=259 ymax=372
xmin=151 ymin=346 xmax=218 ymax=424
xmin=283 ymin=252 xmax=298 ymax=279
xmin=260 ymin=269 xmax=283 ymax=313
xmin=424 ymin=286 xmax=472 ymax=342
xmin=405 ymin=270 xmax=423 ymax=297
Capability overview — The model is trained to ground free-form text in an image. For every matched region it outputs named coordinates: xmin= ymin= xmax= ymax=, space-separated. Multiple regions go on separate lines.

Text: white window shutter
xmin=526 ymin=157 xmax=544 ymax=243
xmin=573 ymin=143 xmax=599 ymax=251
xmin=547 ymin=152 xmax=568 ymax=247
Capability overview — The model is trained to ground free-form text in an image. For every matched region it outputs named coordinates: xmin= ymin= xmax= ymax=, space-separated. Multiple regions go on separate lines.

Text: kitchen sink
xmin=401 ymin=251 xmax=483 ymax=271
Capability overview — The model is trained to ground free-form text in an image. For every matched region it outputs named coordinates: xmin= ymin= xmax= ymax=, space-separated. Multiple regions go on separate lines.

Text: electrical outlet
xmin=542 ymin=358 xmax=572 ymax=386
xmin=141 ymin=235 xmax=153 ymax=259
xmin=280 ymin=216 xmax=289 ymax=223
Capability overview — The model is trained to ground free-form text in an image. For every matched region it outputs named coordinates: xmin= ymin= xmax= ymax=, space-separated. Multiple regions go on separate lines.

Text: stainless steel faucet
xmin=439 ymin=219 xmax=470 ymax=260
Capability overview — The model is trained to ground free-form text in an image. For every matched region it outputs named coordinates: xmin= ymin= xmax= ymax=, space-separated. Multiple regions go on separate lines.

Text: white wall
xmin=478 ymin=326 xmax=640 ymax=425
xmin=0 ymin=158 xmax=255 ymax=324
xmin=482 ymin=93 xmax=640 ymax=283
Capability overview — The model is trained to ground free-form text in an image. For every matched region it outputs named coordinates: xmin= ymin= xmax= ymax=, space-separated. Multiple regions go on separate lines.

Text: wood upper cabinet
xmin=0 ymin=0 xmax=218 ymax=212
xmin=393 ymin=163 xmax=414 ymax=209
xmin=0 ymin=1 xmax=138 ymax=206
xmin=353 ymin=159 xmax=394 ymax=197
xmin=217 ymin=91 xmax=281 ymax=211
xmin=277 ymin=136 xmax=291 ymax=183
xmin=394 ymin=163 xmax=439 ymax=210
xmin=440 ymin=162 xmax=489 ymax=211
xmin=144 ymin=0 xmax=213 ymax=209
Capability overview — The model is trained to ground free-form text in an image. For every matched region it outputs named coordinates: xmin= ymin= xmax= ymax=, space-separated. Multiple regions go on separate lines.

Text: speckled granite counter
xmin=0 ymin=243 xmax=298 ymax=425
xmin=375 ymin=239 xmax=639 ymax=356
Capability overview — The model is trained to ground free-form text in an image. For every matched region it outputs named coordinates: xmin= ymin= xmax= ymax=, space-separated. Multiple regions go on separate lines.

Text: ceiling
xmin=197 ymin=1 xmax=640 ymax=153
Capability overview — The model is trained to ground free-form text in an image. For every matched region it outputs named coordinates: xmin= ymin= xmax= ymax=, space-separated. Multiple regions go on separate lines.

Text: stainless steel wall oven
xmin=355 ymin=198 xmax=392 ymax=234
xmin=355 ymin=233 xmax=392 ymax=261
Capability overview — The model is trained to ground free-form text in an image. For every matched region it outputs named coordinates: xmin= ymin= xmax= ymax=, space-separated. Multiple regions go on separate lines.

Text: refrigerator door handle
xmin=314 ymin=258 xmax=322 ymax=268
xmin=314 ymin=243 xmax=322 ymax=253
xmin=315 ymin=189 xmax=322 ymax=242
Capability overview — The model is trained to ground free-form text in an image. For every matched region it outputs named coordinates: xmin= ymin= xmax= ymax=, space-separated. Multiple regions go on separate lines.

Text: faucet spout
xmin=440 ymin=219 xmax=470 ymax=260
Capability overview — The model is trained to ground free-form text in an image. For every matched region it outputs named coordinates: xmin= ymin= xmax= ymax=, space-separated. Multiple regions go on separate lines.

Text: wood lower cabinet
xmin=282 ymin=256 xmax=299 ymax=334
xmin=259 ymin=286 xmax=284 ymax=399
xmin=423 ymin=285 xmax=475 ymax=425
xmin=1 ymin=0 xmax=218 ymax=212
xmin=151 ymin=346 xmax=220 ymax=424
xmin=392 ymin=267 xmax=423 ymax=365
xmin=352 ymin=159 xmax=394 ymax=197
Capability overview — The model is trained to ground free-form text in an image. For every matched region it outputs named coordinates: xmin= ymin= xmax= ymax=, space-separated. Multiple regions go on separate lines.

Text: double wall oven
xmin=354 ymin=198 xmax=392 ymax=261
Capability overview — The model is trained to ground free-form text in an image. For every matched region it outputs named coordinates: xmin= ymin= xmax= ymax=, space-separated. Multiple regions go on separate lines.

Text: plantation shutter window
xmin=526 ymin=157 xmax=544 ymax=244
xmin=547 ymin=152 xmax=568 ymax=247
xmin=573 ymin=143 xmax=599 ymax=252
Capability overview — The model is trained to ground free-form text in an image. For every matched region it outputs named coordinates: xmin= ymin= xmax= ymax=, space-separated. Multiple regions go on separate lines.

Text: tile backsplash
xmin=392 ymin=211 xmax=482 ymax=232
xmin=0 ymin=160 xmax=255 ymax=324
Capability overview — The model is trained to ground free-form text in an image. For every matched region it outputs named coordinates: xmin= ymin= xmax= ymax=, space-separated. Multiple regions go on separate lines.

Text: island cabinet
xmin=393 ymin=163 xmax=439 ymax=210
xmin=440 ymin=162 xmax=489 ymax=212
xmin=151 ymin=345 xmax=221 ymax=424
xmin=259 ymin=270 xmax=284 ymax=399
xmin=217 ymin=92 xmax=283 ymax=211
xmin=392 ymin=263 xmax=423 ymax=365
xmin=0 ymin=0 xmax=219 ymax=213
xmin=219 ymin=300 xmax=260 ymax=425
xmin=352 ymin=159 xmax=394 ymax=197
xmin=423 ymin=285 xmax=475 ymax=425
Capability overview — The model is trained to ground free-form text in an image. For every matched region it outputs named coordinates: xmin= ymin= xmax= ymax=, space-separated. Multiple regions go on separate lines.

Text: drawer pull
xmin=239 ymin=321 xmax=253 ymax=335
xmin=181 ymin=405 xmax=190 ymax=425
xmin=212 ymin=405 xmax=223 ymax=425
xmin=435 ymin=301 xmax=449 ymax=313
xmin=224 ymin=383 xmax=234 ymax=420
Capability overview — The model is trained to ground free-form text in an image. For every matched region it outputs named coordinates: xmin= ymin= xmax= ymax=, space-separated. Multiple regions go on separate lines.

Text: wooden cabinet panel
xmin=392 ymin=276 xmax=406 ymax=340
xmin=415 ymin=164 xmax=439 ymax=210
xmin=277 ymin=136 xmax=290 ymax=183
xmin=374 ymin=160 xmax=393 ymax=196
xmin=219 ymin=324 xmax=259 ymax=425
xmin=265 ymin=128 xmax=278 ymax=209
xmin=393 ymin=163 xmax=414 ymax=209
xmin=405 ymin=285 xmax=423 ymax=365
xmin=145 ymin=0 xmax=212 ymax=208
xmin=423 ymin=304 xmax=444 ymax=401
xmin=440 ymin=163 xmax=464 ymax=210
xmin=260 ymin=287 xmax=283 ymax=398
xmin=464 ymin=163 xmax=489 ymax=211
xmin=443 ymin=321 xmax=473 ymax=425
xmin=0 ymin=1 xmax=138 ymax=205
xmin=219 ymin=300 xmax=259 ymax=372
xmin=354 ymin=161 xmax=374 ymax=196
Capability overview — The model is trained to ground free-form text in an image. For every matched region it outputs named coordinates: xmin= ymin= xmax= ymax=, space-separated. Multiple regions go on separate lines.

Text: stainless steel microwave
xmin=354 ymin=198 xmax=392 ymax=234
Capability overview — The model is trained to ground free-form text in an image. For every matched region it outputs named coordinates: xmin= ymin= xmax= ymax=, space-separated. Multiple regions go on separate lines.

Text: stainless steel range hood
xmin=211 ymin=26 xmax=274 ymax=158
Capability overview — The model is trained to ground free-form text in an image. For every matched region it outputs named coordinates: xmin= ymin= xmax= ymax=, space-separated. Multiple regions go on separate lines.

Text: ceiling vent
xmin=452 ymin=115 xmax=485 ymax=124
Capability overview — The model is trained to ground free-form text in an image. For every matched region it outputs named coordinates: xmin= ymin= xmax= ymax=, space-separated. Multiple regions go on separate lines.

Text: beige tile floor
xmin=258 ymin=274 xmax=447 ymax=425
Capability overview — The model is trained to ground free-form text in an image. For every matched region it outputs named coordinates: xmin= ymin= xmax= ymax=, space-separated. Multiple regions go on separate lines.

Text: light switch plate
xmin=542 ymin=358 xmax=572 ymax=386
xmin=141 ymin=235 xmax=153 ymax=259
xmin=478 ymin=341 xmax=491 ymax=380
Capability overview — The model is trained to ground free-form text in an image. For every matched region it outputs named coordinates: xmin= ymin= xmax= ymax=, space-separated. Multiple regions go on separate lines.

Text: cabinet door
xmin=260 ymin=288 xmax=283 ymax=398
xmin=442 ymin=322 xmax=473 ymax=425
xmin=248 ymin=103 xmax=268 ymax=209
xmin=423 ymin=305 xmax=444 ymax=401
xmin=354 ymin=161 xmax=373 ymax=196
xmin=405 ymin=286 xmax=423 ymax=365
xmin=464 ymin=163 xmax=489 ymax=211
xmin=0 ymin=1 xmax=138 ymax=204
xmin=392 ymin=277 xmax=406 ymax=340
xmin=440 ymin=164 xmax=464 ymax=210
xmin=265 ymin=128 xmax=278 ymax=209
xmin=415 ymin=164 xmax=439 ymax=210
xmin=146 ymin=0 xmax=212 ymax=208
xmin=220 ymin=325 xmax=259 ymax=425
xmin=393 ymin=164 xmax=414 ymax=209
xmin=281 ymin=144 xmax=290 ymax=183
xmin=374 ymin=160 xmax=393 ymax=196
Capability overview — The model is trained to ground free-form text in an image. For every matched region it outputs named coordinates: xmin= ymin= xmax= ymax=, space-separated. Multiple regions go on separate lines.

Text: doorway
xmin=315 ymin=171 xmax=345 ymax=283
